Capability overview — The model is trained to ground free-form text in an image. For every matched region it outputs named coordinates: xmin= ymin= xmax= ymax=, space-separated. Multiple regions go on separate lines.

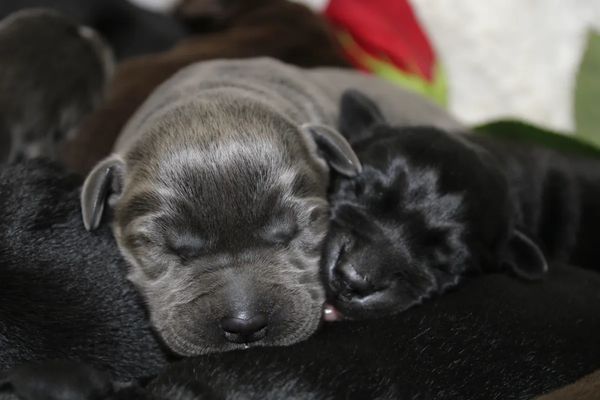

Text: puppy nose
xmin=335 ymin=263 xmax=374 ymax=297
xmin=220 ymin=313 xmax=268 ymax=344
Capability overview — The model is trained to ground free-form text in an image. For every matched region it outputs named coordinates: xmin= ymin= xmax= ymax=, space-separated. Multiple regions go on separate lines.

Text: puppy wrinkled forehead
xmin=118 ymin=140 xmax=324 ymax=239
xmin=332 ymin=155 xmax=465 ymax=233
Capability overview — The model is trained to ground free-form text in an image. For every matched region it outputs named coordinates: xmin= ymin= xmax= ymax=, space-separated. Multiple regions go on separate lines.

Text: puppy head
xmin=323 ymin=91 xmax=547 ymax=320
xmin=0 ymin=8 xmax=114 ymax=163
xmin=81 ymin=98 xmax=360 ymax=355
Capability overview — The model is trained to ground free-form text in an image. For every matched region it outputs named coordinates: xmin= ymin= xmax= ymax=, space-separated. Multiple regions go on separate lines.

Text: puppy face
xmin=82 ymin=99 xmax=361 ymax=355
xmin=323 ymin=91 xmax=547 ymax=320
xmin=324 ymin=137 xmax=473 ymax=319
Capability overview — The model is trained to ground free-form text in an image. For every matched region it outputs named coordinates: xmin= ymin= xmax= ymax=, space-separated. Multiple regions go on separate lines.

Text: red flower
xmin=325 ymin=0 xmax=436 ymax=82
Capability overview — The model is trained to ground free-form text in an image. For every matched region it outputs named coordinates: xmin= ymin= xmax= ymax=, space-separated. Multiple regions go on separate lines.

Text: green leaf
xmin=575 ymin=31 xmax=600 ymax=147
xmin=368 ymin=61 xmax=448 ymax=107
xmin=475 ymin=120 xmax=600 ymax=159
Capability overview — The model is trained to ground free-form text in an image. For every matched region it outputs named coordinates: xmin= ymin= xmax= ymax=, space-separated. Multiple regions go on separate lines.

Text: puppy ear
xmin=81 ymin=155 xmax=125 ymax=231
xmin=302 ymin=123 xmax=362 ymax=177
xmin=339 ymin=89 xmax=386 ymax=144
xmin=502 ymin=230 xmax=548 ymax=281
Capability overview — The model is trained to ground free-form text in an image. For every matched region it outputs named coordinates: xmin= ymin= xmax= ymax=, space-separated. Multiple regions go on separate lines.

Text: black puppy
xmin=323 ymin=90 xmax=600 ymax=320
xmin=0 ymin=160 xmax=168 ymax=380
xmin=0 ymin=9 xmax=113 ymax=163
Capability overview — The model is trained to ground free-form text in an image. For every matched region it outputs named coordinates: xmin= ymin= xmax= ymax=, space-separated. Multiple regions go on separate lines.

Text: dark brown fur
xmin=59 ymin=0 xmax=348 ymax=174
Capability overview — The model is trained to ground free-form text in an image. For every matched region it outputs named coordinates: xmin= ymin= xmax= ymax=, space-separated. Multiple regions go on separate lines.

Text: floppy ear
xmin=339 ymin=89 xmax=386 ymax=144
xmin=302 ymin=123 xmax=362 ymax=177
xmin=81 ymin=155 xmax=126 ymax=231
xmin=502 ymin=230 xmax=548 ymax=281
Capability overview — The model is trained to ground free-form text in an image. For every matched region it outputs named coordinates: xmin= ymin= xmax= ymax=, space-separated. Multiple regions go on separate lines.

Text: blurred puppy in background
xmin=0 ymin=0 xmax=187 ymax=59
xmin=0 ymin=8 xmax=113 ymax=163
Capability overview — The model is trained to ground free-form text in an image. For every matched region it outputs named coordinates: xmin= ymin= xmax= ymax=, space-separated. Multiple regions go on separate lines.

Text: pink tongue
xmin=322 ymin=303 xmax=344 ymax=322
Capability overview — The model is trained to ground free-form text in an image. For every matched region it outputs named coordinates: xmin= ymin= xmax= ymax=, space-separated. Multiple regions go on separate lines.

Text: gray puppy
xmin=0 ymin=8 xmax=113 ymax=162
xmin=81 ymin=57 xmax=463 ymax=356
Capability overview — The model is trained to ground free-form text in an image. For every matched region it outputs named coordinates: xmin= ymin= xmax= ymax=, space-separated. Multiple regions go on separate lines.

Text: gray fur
xmin=82 ymin=57 xmax=464 ymax=355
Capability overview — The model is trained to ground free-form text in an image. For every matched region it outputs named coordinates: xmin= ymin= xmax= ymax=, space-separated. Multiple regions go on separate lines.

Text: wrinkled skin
xmin=112 ymin=104 xmax=331 ymax=355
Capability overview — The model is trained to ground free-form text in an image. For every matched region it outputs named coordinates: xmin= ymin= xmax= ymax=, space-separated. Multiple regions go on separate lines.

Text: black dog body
xmin=3 ymin=263 xmax=600 ymax=400
xmin=323 ymin=91 xmax=600 ymax=319
xmin=0 ymin=161 xmax=168 ymax=380
xmin=468 ymin=135 xmax=600 ymax=269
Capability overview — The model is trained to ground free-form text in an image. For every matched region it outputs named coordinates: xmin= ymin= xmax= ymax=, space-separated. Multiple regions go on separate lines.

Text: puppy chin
xmin=161 ymin=326 xmax=324 ymax=357
xmin=324 ymin=287 xmax=428 ymax=320
xmin=158 ymin=302 xmax=324 ymax=356
xmin=160 ymin=325 xmax=252 ymax=356
xmin=323 ymin=297 xmax=375 ymax=321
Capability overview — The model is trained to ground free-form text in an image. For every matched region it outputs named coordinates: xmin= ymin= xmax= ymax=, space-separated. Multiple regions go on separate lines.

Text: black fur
xmin=3 ymin=264 xmax=600 ymax=399
xmin=468 ymin=134 xmax=600 ymax=269
xmin=0 ymin=160 xmax=168 ymax=380
xmin=322 ymin=90 xmax=600 ymax=319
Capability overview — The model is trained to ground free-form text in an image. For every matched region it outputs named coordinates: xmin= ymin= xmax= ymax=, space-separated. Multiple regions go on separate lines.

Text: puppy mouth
xmin=322 ymin=303 xmax=345 ymax=321
xmin=323 ymin=293 xmax=385 ymax=322
xmin=161 ymin=317 xmax=270 ymax=356
xmin=160 ymin=297 xmax=324 ymax=355
xmin=223 ymin=327 xmax=268 ymax=344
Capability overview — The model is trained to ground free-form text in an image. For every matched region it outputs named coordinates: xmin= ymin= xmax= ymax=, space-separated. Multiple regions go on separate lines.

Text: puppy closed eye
xmin=261 ymin=216 xmax=299 ymax=245
xmin=167 ymin=234 xmax=207 ymax=262
xmin=128 ymin=233 xmax=154 ymax=249
xmin=353 ymin=180 xmax=365 ymax=195
xmin=309 ymin=205 xmax=327 ymax=224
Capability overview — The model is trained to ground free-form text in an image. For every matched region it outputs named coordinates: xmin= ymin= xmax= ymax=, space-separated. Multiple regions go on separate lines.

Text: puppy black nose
xmin=221 ymin=313 xmax=268 ymax=344
xmin=335 ymin=263 xmax=374 ymax=297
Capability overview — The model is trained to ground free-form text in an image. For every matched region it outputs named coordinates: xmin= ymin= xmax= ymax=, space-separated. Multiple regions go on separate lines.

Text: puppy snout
xmin=220 ymin=313 xmax=268 ymax=344
xmin=335 ymin=263 xmax=375 ymax=298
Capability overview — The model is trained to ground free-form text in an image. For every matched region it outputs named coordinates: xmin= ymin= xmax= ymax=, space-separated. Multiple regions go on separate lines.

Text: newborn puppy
xmin=81 ymin=57 xmax=464 ymax=355
xmin=0 ymin=8 xmax=113 ymax=163
xmin=0 ymin=160 xmax=167 ymax=381
xmin=323 ymin=91 xmax=552 ymax=320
